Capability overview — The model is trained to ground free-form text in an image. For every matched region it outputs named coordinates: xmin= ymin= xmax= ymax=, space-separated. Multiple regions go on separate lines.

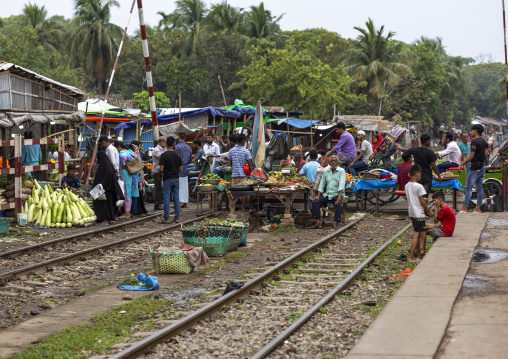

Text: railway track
xmin=0 ymin=212 xmax=219 ymax=283
xmin=0 ymin=211 xmax=165 ymax=260
xmin=106 ymin=205 xmax=411 ymax=359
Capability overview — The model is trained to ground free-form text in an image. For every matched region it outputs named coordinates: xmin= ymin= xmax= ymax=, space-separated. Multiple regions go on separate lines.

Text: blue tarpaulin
xmin=277 ymin=119 xmax=320 ymax=129
xmin=353 ymin=179 xmax=461 ymax=193
xmin=158 ymin=107 xmax=242 ymax=122
xmin=114 ymin=120 xmax=152 ymax=133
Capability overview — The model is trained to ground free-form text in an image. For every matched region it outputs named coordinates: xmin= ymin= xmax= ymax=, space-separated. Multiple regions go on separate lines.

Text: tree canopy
xmin=0 ymin=1 xmax=505 ymax=129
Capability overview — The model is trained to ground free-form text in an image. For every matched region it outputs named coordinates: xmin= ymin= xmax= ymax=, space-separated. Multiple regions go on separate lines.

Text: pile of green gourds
xmin=23 ymin=180 xmax=97 ymax=228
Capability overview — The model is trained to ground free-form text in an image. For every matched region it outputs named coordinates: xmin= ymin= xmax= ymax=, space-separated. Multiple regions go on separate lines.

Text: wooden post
xmin=286 ymin=111 xmax=290 ymax=149
xmin=41 ymin=123 xmax=48 ymax=181
xmin=310 ymin=111 xmax=313 ymax=148
xmin=58 ymin=134 xmax=65 ymax=185
xmin=135 ymin=118 xmax=140 ymax=141
xmin=2 ymin=128 xmax=8 ymax=170
xmin=218 ymin=75 xmax=227 ymax=107
xmin=179 ymin=92 xmax=182 ymax=122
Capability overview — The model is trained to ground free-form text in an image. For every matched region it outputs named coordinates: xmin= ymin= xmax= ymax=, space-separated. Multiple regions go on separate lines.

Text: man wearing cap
xmin=348 ymin=130 xmax=372 ymax=176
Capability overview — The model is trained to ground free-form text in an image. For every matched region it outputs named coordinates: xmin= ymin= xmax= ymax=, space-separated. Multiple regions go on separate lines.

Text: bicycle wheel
xmin=366 ymin=188 xmax=399 ymax=205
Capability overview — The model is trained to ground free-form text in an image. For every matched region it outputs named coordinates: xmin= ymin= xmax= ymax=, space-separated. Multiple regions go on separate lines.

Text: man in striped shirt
xmin=228 ymin=134 xmax=253 ymax=211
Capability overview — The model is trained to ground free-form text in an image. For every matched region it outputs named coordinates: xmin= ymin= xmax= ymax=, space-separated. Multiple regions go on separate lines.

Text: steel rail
xmin=0 ymin=212 xmax=218 ymax=281
xmin=0 ymin=212 xmax=164 ymax=259
xmin=251 ymin=222 xmax=412 ymax=358
xmin=110 ymin=214 xmax=369 ymax=359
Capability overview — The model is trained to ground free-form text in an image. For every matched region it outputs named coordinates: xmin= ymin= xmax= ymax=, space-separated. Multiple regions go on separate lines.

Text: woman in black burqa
xmin=93 ymin=151 xmax=125 ymax=224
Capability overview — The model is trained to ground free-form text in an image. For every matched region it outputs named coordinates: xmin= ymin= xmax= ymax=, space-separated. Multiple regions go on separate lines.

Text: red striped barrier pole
xmin=137 ymin=0 xmax=159 ymax=142
xmin=503 ymin=0 xmax=508 ymax=121
xmin=85 ymin=0 xmax=137 ymax=184
xmin=14 ymin=134 xmax=22 ymax=220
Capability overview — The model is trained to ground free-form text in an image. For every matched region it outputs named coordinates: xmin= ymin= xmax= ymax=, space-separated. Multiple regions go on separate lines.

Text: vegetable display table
xmin=227 ymin=188 xmax=309 ymax=214
xmin=197 ymin=191 xmax=218 ymax=213
xmin=353 ymin=179 xmax=461 ymax=212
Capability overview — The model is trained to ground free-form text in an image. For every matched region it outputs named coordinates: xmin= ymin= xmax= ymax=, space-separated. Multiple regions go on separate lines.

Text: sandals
xmin=311 ymin=224 xmax=322 ymax=229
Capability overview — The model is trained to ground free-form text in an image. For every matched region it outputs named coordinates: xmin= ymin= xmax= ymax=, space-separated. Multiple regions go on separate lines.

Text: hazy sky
xmin=3 ymin=0 xmax=506 ymax=62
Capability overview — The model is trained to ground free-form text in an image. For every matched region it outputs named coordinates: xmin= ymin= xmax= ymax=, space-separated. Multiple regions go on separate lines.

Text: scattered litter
xmin=118 ymin=273 xmax=158 ymax=291
xmin=223 ymin=282 xmax=244 ymax=296
xmin=393 ymin=268 xmax=413 ymax=279
xmin=396 ymin=254 xmax=407 ymax=262
xmin=363 ymin=301 xmax=377 ymax=306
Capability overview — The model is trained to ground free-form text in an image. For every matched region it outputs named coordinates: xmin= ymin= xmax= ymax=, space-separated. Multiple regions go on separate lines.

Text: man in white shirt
xmin=348 ymin=130 xmax=372 ymax=176
xmin=435 ymin=131 xmax=462 ymax=173
xmin=202 ymin=133 xmax=221 ymax=173
xmin=99 ymin=136 xmax=119 ymax=174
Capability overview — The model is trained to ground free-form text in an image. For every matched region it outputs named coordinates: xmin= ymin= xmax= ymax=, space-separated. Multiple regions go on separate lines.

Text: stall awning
xmin=277 ymin=119 xmax=320 ymax=129
xmin=114 ymin=120 xmax=152 ymax=133
xmin=158 ymin=107 xmax=242 ymax=122
xmin=86 ymin=116 xmax=130 ymax=122
xmin=313 ymin=125 xmax=336 ymax=131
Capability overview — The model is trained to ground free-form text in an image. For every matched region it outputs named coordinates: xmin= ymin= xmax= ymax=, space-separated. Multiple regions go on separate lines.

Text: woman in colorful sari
xmin=129 ymin=142 xmax=148 ymax=215
xmin=114 ymin=141 xmax=140 ymax=219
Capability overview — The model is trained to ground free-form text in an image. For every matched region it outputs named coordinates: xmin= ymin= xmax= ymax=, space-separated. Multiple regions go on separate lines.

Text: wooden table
xmin=197 ymin=191 xmax=218 ymax=213
xmin=228 ymin=189 xmax=309 ymax=214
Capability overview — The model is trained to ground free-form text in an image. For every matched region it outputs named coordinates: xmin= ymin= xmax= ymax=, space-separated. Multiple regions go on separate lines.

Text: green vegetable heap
xmin=23 ymin=179 xmax=97 ymax=228
xmin=203 ymin=173 xmax=221 ymax=179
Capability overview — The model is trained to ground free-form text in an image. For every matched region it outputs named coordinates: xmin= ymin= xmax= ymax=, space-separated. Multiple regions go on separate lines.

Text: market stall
xmin=353 ymin=178 xmax=462 ymax=212
xmin=227 ymin=187 xmax=310 ymax=215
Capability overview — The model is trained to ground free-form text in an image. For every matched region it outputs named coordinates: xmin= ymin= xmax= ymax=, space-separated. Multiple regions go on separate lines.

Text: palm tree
xmin=206 ymin=1 xmax=244 ymax=36
xmin=68 ymin=0 xmax=122 ymax=93
xmin=244 ymin=2 xmax=283 ymax=38
xmin=157 ymin=0 xmax=208 ymax=56
xmin=22 ymin=2 xmax=64 ymax=53
xmin=416 ymin=36 xmax=467 ymax=100
xmin=343 ymin=18 xmax=412 ymax=115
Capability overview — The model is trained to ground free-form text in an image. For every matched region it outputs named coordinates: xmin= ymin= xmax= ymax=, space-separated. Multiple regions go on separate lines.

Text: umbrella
xmin=251 ymin=101 xmax=267 ymax=179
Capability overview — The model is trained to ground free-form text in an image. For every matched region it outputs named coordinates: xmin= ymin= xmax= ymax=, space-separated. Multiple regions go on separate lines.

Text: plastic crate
xmin=265 ymin=204 xmax=291 ymax=221
xmin=223 ymin=171 xmax=232 ymax=183
xmin=0 ymin=218 xmax=10 ymax=234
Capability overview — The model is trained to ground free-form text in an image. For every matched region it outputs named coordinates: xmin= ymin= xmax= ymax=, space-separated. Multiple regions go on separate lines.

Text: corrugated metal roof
xmin=0 ymin=62 xmax=85 ymax=97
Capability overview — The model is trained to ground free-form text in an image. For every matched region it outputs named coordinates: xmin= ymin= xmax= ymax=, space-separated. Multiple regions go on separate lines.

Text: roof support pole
xmin=85 ymin=0 xmax=137 ymax=184
xmin=137 ymin=0 xmax=159 ymax=143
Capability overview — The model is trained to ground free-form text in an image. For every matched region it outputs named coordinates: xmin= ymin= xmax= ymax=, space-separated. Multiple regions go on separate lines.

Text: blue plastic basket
xmin=239 ymin=226 xmax=249 ymax=246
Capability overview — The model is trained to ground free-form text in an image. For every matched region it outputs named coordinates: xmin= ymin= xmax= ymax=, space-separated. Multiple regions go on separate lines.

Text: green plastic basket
xmin=239 ymin=226 xmax=249 ymax=246
xmin=0 ymin=218 xmax=10 ymax=235
xmin=227 ymin=226 xmax=243 ymax=252
xmin=149 ymin=246 xmax=193 ymax=274
xmin=181 ymin=225 xmax=232 ymax=257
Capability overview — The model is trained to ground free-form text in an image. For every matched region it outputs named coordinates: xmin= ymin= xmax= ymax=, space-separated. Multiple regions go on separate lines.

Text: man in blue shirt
xmin=61 ymin=164 xmax=81 ymax=193
xmin=299 ymin=149 xmax=320 ymax=183
xmin=175 ymin=132 xmax=193 ymax=208
xmin=228 ymin=134 xmax=253 ymax=211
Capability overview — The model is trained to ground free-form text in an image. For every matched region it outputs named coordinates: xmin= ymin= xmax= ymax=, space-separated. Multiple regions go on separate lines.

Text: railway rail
xmin=0 ymin=212 xmax=218 ymax=282
xmin=108 ymin=204 xmax=411 ymax=359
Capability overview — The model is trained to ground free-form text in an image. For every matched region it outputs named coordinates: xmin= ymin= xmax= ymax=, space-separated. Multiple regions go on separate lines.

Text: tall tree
xmin=68 ymin=0 xmax=122 ymax=93
xmin=244 ymin=2 xmax=283 ymax=38
xmin=22 ymin=2 xmax=64 ymax=53
xmin=206 ymin=1 xmax=244 ymax=36
xmin=157 ymin=0 xmax=208 ymax=56
xmin=343 ymin=18 xmax=412 ymax=115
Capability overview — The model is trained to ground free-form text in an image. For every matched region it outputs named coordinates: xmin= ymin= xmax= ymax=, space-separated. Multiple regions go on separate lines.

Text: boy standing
xmin=427 ymin=191 xmax=456 ymax=240
xmin=397 ymin=152 xmax=412 ymax=191
xmin=405 ymin=165 xmax=434 ymax=262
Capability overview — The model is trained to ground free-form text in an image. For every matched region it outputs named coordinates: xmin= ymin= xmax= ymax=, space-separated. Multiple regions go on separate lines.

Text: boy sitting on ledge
xmin=427 ymin=191 xmax=456 ymax=240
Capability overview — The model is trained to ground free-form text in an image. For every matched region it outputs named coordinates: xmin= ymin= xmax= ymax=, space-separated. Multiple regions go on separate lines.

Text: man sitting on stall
xmin=435 ymin=132 xmax=462 ymax=173
xmin=311 ymin=155 xmax=346 ymax=230
xmin=325 ymin=122 xmax=356 ymax=166
xmin=299 ymin=149 xmax=320 ymax=183
xmin=228 ymin=134 xmax=253 ymax=212
xmin=61 ymin=164 xmax=81 ymax=193
xmin=348 ymin=130 xmax=372 ymax=176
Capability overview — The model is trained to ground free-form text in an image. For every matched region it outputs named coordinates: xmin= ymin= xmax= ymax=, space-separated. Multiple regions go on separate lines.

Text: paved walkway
xmin=347 ymin=212 xmax=508 ymax=359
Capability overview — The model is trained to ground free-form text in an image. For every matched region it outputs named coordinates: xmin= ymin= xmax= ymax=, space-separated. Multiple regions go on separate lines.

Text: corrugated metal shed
xmin=0 ymin=62 xmax=85 ymax=98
